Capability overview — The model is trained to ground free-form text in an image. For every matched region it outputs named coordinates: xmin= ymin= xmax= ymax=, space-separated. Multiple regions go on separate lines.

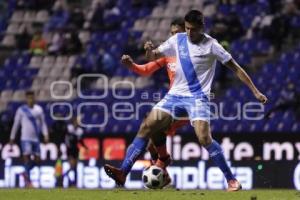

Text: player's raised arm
xmin=121 ymin=55 xmax=166 ymax=76
xmin=211 ymin=39 xmax=267 ymax=104
xmin=9 ymin=108 xmax=21 ymax=144
xmin=224 ymin=59 xmax=268 ymax=104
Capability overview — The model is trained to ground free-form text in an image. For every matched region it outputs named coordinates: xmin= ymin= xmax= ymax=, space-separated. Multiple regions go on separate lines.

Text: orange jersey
xmin=130 ymin=57 xmax=189 ymax=135
xmin=131 ymin=57 xmax=176 ymax=89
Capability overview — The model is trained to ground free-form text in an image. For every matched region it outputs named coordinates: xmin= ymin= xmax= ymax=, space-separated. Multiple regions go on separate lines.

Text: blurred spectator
xmin=29 ymin=31 xmax=47 ymax=55
xmin=16 ymin=28 xmax=32 ymax=51
xmin=249 ymin=12 xmax=273 ymax=39
xmin=210 ymin=12 xmax=244 ymax=42
xmin=69 ymin=6 xmax=84 ymax=29
xmin=63 ymin=32 xmax=82 ymax=54
xmin=89 ymin=2 xmax=104 ymax=31
xmin=264 ymin=0 xmax=300 ymax=50
xmin=103 ymin=1 xmax=121 ymax=30
xmin=123 ymin=34 xmax=143 ymax=57
xmin=48 ymin=30 xmax=65 ymax=55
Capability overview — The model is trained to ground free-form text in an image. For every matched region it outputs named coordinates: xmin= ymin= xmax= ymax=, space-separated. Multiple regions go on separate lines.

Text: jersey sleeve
xmin=130 ymin=57 xmax=167 ymax=76
xmin=157 ymin=35 xmax=177 ymax=56
xmin=10 ymin=108 xmax=22 ymax=140
xmin=211 ymin=40 xmax=232 ymax=64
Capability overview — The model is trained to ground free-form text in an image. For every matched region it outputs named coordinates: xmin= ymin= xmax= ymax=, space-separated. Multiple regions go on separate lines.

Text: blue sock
xmin=205 ymin=140 xmax=235 ymax=182
xmin=24 ymin=161 xmax=32 ymax=179
xmin=29 ymin=161 xmax=35 ymax=170
xmin=121 ymin=137 xmax=148 ymax=175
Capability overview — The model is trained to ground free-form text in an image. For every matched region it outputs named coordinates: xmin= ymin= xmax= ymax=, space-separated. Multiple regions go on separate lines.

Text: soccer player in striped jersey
xmin=9 ymin=91 xmax=49 ymax=187
xmin=105 ymin=10 xmax=267 ymax=191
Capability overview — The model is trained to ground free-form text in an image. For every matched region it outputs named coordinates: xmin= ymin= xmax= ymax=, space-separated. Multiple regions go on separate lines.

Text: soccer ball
xmin=142 ymin=165 xmax=165 ymax=189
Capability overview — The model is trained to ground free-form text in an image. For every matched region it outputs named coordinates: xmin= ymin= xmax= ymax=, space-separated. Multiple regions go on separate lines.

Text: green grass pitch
xmin=0 ymin=189 xmax=299 ymax=200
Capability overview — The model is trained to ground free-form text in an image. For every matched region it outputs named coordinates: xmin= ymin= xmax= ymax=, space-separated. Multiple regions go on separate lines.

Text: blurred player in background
xmin=105 ymin=10 xmax=268 ymax=191
xmin=55 ymin=116 xmax=87 ymax=187
xmin=9 ymin=91 xmax=49 ymax=187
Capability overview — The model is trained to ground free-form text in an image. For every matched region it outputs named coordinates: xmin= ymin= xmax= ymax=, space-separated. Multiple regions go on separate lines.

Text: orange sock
xmin=156 ymin=145 xmax=169 ymax=159
xmin=148 ymin=143 xmax=158 ymax=161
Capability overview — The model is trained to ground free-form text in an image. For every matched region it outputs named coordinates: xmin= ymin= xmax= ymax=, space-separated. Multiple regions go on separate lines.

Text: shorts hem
xmin=153 ymin=107 xmax=176 ymax=119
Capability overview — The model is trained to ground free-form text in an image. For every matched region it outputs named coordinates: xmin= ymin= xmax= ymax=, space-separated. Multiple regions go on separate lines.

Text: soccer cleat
xmin=155 ymin=155 xmax=172 ymax=169
xmin=104 ymin=164 xmax=126 ymax=186
xmin=161 ymin=170 xmax=171 ymax=188
xmin=227 ymin=179 xmax=242 ymax=192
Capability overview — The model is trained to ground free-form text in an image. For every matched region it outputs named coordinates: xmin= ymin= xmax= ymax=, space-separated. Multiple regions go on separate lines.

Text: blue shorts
xmin=21 ymin=141 xmax=40 ymax=156
xmin=153 ymin=94 xmax=210 ymax=123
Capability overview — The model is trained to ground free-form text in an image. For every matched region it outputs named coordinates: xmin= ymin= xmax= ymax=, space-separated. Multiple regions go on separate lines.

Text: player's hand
xmin=254 ymin=91 xmax=268 ymax=104
xmin=121 ymin=55 xmax=134 ymax=67
xmin=144 ymin=41 xmax=154 ymax=51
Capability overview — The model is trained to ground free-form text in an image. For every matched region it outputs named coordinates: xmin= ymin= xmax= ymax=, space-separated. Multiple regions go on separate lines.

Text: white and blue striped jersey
xmin=10 ymin=104 xmax=48 ymax=142
xmin=157 ymin=33 xmax=232 ymax=97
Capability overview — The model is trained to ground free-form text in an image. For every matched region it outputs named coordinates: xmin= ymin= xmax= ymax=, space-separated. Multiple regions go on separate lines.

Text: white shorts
xmin=153 ymin=94 xmax=210 ymax=123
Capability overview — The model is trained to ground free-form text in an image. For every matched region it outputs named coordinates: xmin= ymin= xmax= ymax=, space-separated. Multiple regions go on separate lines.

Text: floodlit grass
xmin=0 ymin=189 xmax=299 ymax=200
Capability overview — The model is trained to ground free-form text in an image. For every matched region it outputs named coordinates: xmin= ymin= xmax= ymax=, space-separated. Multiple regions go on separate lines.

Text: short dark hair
xmin=171 ymin=18 xmax=185 ymax=29
xmin=25 ymin=90 xmax=34 ymax=96
xmin=184 ymin=10 xmax=204 ymax=27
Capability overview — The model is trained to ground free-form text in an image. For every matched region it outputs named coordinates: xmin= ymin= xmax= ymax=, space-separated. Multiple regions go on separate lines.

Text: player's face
xmin=185 ymin=21 xmax=203 ymax=43
xmin=26 ymin=94 xmax=35 ymax=107
xmin=170 ymin=25 xmax=184 ymax=36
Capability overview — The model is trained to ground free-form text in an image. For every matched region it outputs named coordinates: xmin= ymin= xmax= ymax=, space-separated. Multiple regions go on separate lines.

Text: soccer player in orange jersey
xmin=121 ymin=18 xmax=188 ymax=169
xmin=104 ymin=19 xmax=186 ymax=188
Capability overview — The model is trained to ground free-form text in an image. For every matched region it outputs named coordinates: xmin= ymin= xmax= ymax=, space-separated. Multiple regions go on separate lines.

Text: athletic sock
xmin=24 ymin=161 xmax=32 ymax=180
xmin=147 ymin=143 xmax=158 ymax=161
xmin=120 ymin=137 xmax=148 ymax=175
xmin=156 ymin=144 xmax=169 ymax=159
xmin=205 ymin=140 xmax=235 ymax=182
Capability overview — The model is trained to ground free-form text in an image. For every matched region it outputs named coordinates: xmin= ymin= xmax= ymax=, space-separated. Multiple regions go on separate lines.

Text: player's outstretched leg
xmin=104 ymin=109 xmax=173 ymax=186
xmin=193 ymin=120 xmax=242 ymax=191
